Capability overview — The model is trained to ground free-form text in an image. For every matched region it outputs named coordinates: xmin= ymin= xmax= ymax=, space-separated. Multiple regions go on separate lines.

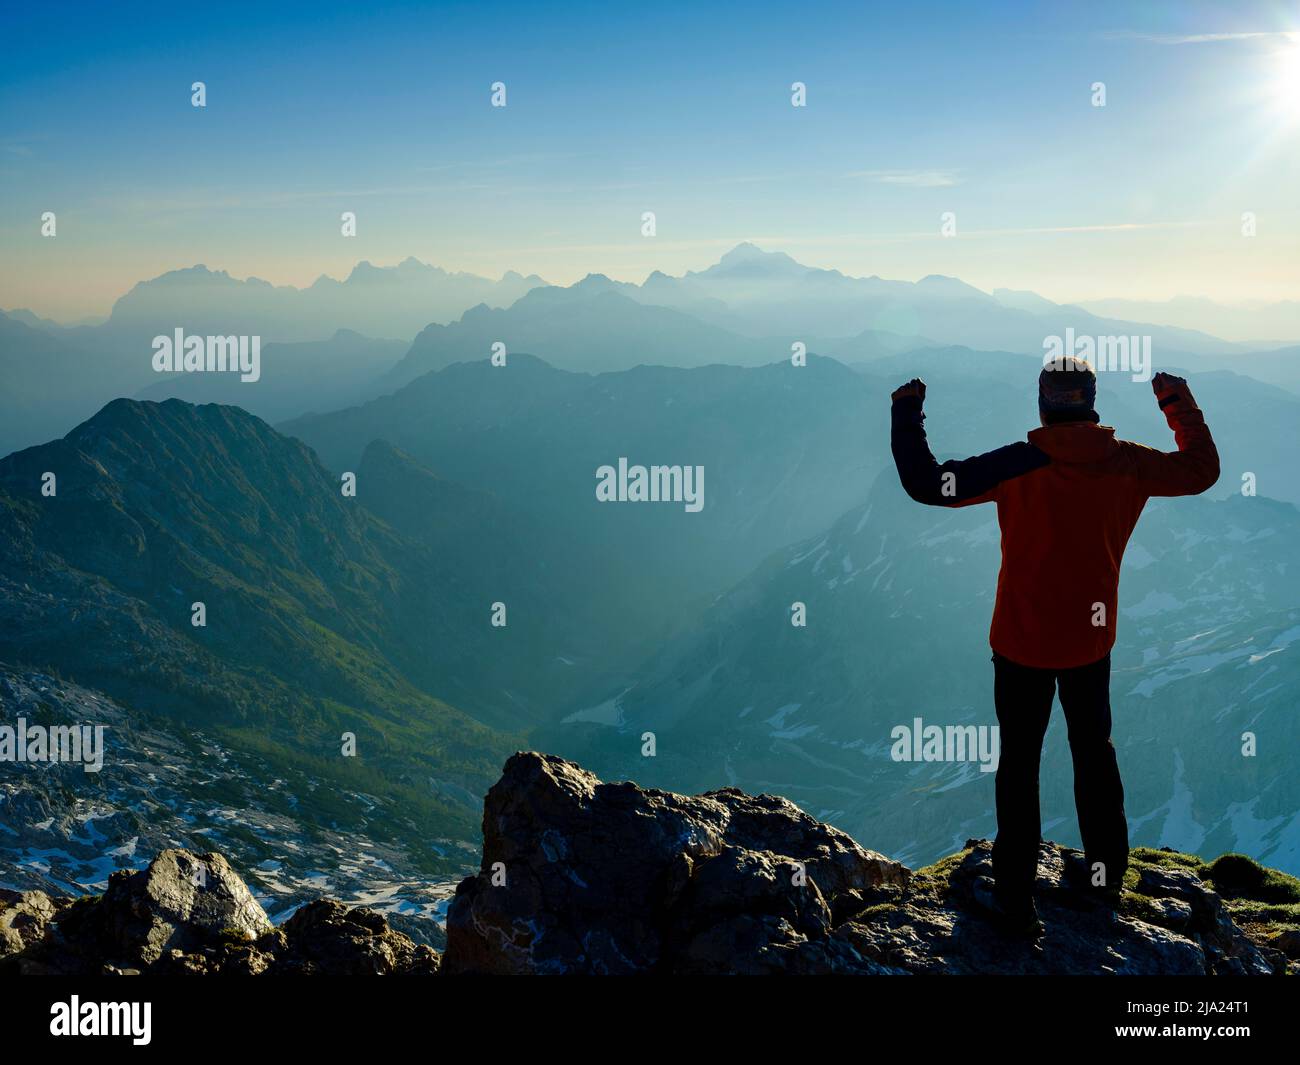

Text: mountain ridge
xmin=0 ymin=397 xmax=518 ymax=862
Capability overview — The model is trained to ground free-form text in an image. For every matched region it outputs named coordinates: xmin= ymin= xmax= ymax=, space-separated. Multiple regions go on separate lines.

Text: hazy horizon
xmin=7 ymin=242 xmax=1300 ymax=346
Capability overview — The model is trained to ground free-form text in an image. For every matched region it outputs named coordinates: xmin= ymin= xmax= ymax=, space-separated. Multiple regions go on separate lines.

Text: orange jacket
xmin=891 ymin=379 xmax=1219 ymax=669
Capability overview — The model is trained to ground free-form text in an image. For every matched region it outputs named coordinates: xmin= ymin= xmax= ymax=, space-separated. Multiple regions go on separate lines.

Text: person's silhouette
xmin=890 ymin=359 xmax=1219 ymax=936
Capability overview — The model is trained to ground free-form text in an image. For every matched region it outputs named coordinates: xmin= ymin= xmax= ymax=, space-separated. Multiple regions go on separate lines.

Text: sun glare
xmin=1272 ymin=37 xmax=1300 ymax=119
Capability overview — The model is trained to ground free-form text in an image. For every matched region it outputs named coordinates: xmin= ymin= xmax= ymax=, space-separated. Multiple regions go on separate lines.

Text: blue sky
xmin=2 ymin=0 xmax=1298 ymax=318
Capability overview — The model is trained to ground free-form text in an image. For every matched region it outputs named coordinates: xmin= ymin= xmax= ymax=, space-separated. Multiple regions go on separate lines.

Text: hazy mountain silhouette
xmin=0 ymin=262 xmax=546 ymax=454
xmin=104 ymin=259 xmax=546 ymax=342
xmin=615 ymin=243 xmax=1242 ymax=355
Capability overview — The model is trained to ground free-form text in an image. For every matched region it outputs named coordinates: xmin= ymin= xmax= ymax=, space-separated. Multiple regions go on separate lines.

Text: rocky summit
xmin=3 ymin=753 xmax=1297 ymax=976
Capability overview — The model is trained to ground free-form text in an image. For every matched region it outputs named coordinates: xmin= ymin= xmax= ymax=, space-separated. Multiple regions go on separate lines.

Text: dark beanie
xmin=1039 ymin=356 xmax=1097 ymax=414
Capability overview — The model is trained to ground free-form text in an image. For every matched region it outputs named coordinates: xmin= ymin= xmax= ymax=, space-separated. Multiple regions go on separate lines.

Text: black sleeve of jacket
xmin=890 ymin=395 xmax=1049 ymax=506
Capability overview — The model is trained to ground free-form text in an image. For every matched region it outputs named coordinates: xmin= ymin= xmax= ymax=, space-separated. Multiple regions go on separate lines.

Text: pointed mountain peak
xmin=344 ymin=260 xmax=385 ymax=282
xmin=139 ymin=264 xmax=236 ymax=286
xmin=916 ymin=274 xmax=988 ymax=299
xmin=720 ymin=241 xmax=767 ymax=261
xmin=572 ymin=273 xmax=622 ymax=291
xmin=397 ymin=256 xmax=437 ymax=273
xmin=701 ymin=243 xmax=810 ymax=278
xmin=73 ymin=396 xmax=263 ymax=439
xmin=514 ymin=275 xmax=631 ymax=307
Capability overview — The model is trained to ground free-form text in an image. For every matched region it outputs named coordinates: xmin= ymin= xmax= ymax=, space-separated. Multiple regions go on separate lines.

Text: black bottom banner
xmin=4 ymin=974 xmax=1287 ymax=1051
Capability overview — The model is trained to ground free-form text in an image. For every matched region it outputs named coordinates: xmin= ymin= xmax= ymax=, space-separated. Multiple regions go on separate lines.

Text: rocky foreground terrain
xmin=3 ymin=753 xmax=1297 ymax=975
xmin=0 ymin=669 xmax=466 ymax=947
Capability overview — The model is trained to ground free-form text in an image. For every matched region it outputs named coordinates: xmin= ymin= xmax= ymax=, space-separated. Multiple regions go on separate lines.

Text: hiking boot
xmin=972 ymin=875 xmax=1044 ymax=939
xmin=1063 ymin=851 xmax=1123 ymax=908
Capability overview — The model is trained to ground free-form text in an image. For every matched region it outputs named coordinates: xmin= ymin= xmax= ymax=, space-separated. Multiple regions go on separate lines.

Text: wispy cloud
xmin=847 ymin=169 xmax=962 ymax=188
xmin=1107 ymin=30 xmax=1299 ymax=45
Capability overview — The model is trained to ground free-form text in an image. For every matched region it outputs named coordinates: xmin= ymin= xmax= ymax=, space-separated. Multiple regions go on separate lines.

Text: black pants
xmin=991 ymin=651 xmax=1128 ymax=904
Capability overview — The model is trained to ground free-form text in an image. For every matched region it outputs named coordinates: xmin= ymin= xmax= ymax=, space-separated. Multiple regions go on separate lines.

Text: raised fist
xmin=1151 ymin=372 xmax=1186 ymax=394
xmin=891 ymin=378 xmax=927 ymax=403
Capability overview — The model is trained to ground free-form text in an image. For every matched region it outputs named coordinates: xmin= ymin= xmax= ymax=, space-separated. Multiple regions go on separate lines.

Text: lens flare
xmin=1273 ymin=37 xmax=1300 ymax=118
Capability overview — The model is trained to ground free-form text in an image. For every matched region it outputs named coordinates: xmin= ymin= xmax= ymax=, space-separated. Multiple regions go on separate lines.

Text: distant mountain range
xmin=615 ymin=243 xmax=1247 ymax=356
xmin=0 ymin=260 xmax=544 ymax=454
xmin=101 ymin=259 xmax=547 ymax=342
xmin=7 ymin=243 xmax=1299 ymax=458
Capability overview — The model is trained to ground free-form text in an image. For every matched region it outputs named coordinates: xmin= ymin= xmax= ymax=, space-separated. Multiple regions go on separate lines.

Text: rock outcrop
xmin=1 ymin=849 xmax=436 ymax=975
xmin=4 ymin=753 xmax=1297 ymax=975
xmin=272 ymin=900 xmax=439 ymax=975
xmin=96 ymin=850 xmax=273 ymax=968
xmin=443 ymin=752 xmax=908 ymax=974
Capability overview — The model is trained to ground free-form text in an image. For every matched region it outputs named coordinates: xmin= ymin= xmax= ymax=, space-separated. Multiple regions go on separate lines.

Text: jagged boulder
xmin=442 ymin=752 xmax=909 ymax=974
xmin=271 ymin=900 xmax=439 ymax=974
xmin=95 ymin=850 xmax=274 ymax=967
xmin=0 ymin=849 xmax=279 ymax=974
xmin=1 ymin=848 xmax=433 ymax=975
xmin=0 ymin=889 xmax=61 ymax=958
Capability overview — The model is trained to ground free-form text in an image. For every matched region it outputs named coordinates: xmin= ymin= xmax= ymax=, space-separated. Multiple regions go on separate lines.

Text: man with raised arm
xmin=889 ymin=359 xmax=1219 ymax=937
